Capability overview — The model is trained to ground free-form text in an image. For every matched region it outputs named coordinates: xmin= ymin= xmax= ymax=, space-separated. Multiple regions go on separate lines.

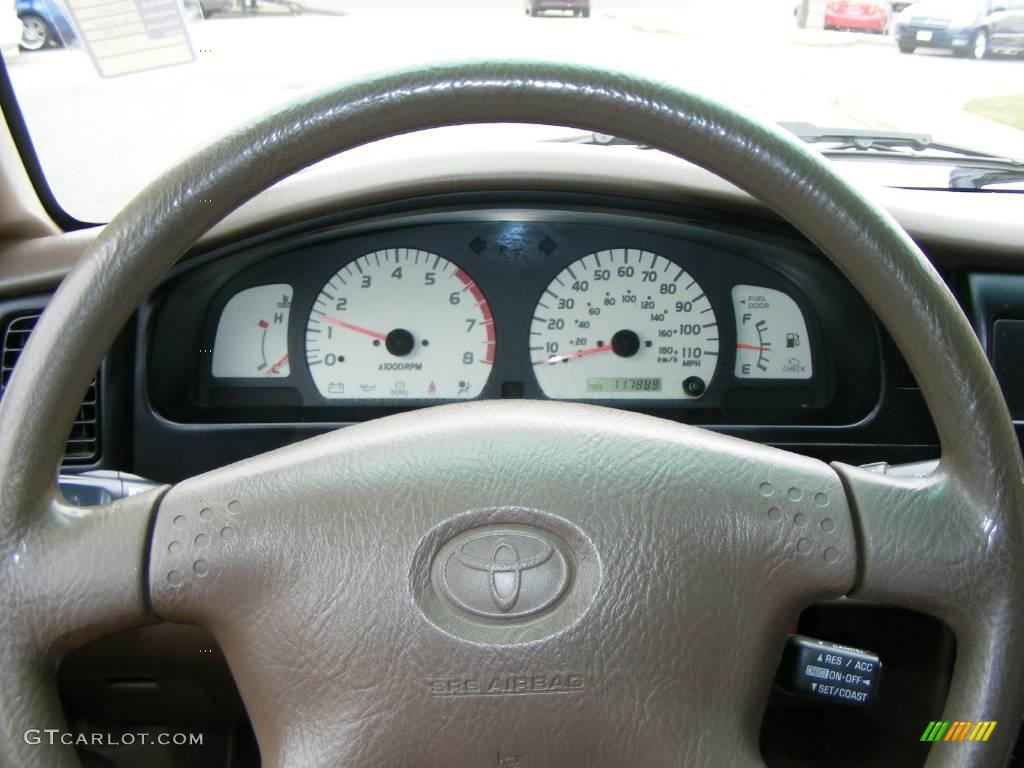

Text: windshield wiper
xmin=948 ymin=166 xmax=1024 ymax=191
xmin=779 ymin=121 xmax=1023 ymax=165
xmin=549 ymin=132 xmax=652 ymax=148
xmin=552 ymin=124 xmax=1024 ymax=166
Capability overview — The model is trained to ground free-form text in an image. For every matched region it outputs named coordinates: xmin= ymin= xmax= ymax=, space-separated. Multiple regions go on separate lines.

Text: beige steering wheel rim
xmin=0 ymin=61 xmax=1021 ymax=767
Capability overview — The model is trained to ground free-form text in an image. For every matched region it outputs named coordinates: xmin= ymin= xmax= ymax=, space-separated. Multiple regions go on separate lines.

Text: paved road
xmin=6 ymin=3 xmax=1023 ymax=221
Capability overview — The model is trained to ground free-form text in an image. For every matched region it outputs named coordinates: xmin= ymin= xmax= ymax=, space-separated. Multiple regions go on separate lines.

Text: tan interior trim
xmin=0 ymin=143 xmax=1022 ymax=297
xmin=0 ymin=102 xmax=58 ymax=245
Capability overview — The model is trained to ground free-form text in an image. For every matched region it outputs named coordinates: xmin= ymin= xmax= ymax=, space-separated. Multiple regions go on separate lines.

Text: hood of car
xmin=902 ymin=0 xmax=981 ymax=21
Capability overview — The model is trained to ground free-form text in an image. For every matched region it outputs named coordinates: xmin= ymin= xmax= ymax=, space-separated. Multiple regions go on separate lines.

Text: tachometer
xmin=305 ymin=249 xmax=494 ymax=400
xmin=531 ymin=249 xmax=718 ymax=400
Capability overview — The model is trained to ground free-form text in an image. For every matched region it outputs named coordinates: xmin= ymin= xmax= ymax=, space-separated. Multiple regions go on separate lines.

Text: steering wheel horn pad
xmin=0 ymin=62 xmax=1021 ymax=767
xmin=146 ymin=402 xmax=854 ymax=765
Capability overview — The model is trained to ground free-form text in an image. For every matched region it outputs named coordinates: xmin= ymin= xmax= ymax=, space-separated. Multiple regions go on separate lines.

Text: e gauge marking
xmin=732 ymin=285 xmax=812 ymax=380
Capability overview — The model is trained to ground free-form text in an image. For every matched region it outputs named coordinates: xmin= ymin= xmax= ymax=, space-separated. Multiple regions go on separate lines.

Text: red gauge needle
xmin=322 ymin=316 xmax=388 ymax=342
xmin=534 ymin=344 xmax=613 ymax=366
xmin=736 ymin=343 xmax=771 ymax=351
xmin=263 ymin=353 xmax=289 ymax=376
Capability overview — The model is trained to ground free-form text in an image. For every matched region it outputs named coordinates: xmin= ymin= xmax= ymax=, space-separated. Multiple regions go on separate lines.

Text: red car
xmin=824 ymin=1 xmax=891 ymax=33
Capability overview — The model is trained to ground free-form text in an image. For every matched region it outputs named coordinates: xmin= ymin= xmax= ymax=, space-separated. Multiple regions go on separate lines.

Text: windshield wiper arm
xmin=547 ymin=123 xmax=1024 ymax=169
xmin=548 ymin=132 xmax=650 ymax=148
xmin=779 ymin=121 xmax=1022 ymax=164
xmin=948 ymin=166 xmax=1024 ymax=191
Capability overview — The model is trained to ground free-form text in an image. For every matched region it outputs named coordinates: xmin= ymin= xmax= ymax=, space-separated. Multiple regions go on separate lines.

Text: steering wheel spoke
xmin=835 ymin=461 xmax=1024 ymax=768
xmin=0 ymin=488 xmax=164 ymax=766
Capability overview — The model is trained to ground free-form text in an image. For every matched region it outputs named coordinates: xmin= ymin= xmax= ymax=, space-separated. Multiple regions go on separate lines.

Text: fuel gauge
xmin=732 ymin=285 xmax=812 ymax=379
xmin=212 ymin=284 xmax=292 ymax=378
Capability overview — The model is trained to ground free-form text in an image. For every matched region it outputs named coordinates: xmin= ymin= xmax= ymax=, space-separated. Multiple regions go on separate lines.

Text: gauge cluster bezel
xmin=143 ymin=200 xmax=880 ymax=428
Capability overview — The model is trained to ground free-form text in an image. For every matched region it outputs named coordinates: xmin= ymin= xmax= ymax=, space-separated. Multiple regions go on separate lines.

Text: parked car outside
xmin=825 ymin=0 xmax=891 ymax=33
xmin=16 ymin=0 xmax=74 ymax=51
xmin=0 ymin=3 xmax=23 ymax=58
xmin=525 ymin=0 xmax=589 ymax=17
xmin=894 ymin=0 xmax=1024 ymax=57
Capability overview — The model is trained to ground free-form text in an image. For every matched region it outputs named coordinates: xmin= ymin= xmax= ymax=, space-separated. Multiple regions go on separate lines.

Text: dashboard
xmin=145 ymin=203 xmax=881 ymax=429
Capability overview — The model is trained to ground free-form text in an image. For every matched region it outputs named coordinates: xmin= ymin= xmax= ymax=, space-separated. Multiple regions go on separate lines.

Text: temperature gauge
xmin=732 ymin=285 xmax=811 ymax=379
xmin=212 ymin=284 xmax=292 ymax=378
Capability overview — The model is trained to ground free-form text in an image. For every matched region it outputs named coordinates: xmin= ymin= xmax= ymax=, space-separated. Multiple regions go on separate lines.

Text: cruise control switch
xmin=777 ymin=634 xmax=881 ymax=706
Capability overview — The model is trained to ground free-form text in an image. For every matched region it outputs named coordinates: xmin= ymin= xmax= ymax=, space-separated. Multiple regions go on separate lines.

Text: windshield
xmin=3 ymin=0 xmax=1024 ymax=221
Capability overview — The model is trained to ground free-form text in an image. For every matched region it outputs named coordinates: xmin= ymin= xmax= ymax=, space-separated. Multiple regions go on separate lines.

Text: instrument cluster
xmin=146 ymin=208 xmax=879 ymax=426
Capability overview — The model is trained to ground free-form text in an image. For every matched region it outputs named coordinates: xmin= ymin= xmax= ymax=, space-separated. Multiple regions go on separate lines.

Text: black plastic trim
xmin=127 ymin=191 xmax=938 ymax=483
xmin=0 ymin=292 xmax=133 ymax=471
xmin=964 ymin=272 xmax=1024 ymax=426
xmin=143 ymin=196 xmax=877 ymax=427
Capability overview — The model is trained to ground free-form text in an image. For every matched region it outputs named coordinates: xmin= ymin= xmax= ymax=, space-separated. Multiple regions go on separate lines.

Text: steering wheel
xmin=1 ymin=62 xmax=1022 ymax=768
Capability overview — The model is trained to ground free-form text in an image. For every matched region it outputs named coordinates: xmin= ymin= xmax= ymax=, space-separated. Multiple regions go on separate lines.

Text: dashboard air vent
xmin=1 ymin=312 xmax=100 ymax=464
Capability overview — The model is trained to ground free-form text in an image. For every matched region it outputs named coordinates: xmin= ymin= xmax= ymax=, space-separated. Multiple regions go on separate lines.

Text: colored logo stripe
xmin=921 ymin=721 xmax=949 ymax=742
xmin=944 ymin=722 xmax=973 ymax=741
xmin=969 ymin=722 xmax=998 ymax=742
xmin=921 ymin=721 xmax=996 ymax=742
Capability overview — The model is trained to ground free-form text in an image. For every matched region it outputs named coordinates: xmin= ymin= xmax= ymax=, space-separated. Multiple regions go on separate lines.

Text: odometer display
xmin=586 ymin=377 xmax=662 ymax=393
xmin=305 ymin=249 xmax=495 ymax=400
xmin=531 ymin=249 xmax=718 ymax=400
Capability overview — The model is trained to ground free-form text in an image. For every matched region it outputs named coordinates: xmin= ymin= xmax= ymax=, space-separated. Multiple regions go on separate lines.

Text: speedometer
xmin=531 ymin=249 xmax=718 ymax=400
xmin=305 ymin=249 xmax=495 ymax=400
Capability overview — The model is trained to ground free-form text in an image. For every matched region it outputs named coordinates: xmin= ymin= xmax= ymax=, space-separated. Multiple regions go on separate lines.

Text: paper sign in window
xmin=63 ymin=0 xmax=195 ymax=78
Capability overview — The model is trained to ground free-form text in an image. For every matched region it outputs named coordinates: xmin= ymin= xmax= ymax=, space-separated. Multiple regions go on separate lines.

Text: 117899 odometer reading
xmin=531 ymin=249 xmax=719 ymax=401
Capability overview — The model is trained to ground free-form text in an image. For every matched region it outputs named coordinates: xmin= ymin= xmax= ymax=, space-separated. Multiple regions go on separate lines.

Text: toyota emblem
xmin=434 ymin=525 xmax=572 ymax=620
